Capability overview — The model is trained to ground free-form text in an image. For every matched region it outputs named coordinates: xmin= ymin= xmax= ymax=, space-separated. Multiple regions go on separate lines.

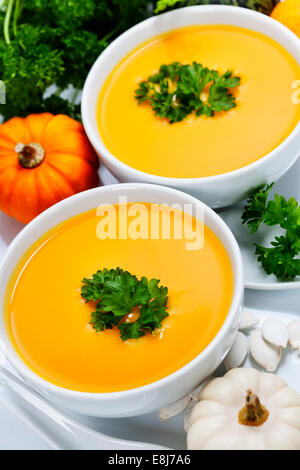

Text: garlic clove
xmin=288 ymin=321 xmax=300 ymax=350
xmin=262 ymin=317 xmax=288 ymax=348
xmin=224 ymin=332 xmax=247 ymax=370
xmin=239 ymin=309 xmax=259 ymax=330
xmin=249 ymin=329 xmax=282 ymax=372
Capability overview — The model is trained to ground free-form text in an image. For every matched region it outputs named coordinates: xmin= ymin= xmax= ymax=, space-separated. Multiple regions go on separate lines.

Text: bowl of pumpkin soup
xmin=82 ymin=5 xmax=300 ymax=208
xmin=0 ymin=184 xmax=243 ymax=417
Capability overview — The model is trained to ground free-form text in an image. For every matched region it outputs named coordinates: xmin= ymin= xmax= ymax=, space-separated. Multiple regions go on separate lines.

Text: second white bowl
xmin=82 ymin=5 xmax=300 ymax=208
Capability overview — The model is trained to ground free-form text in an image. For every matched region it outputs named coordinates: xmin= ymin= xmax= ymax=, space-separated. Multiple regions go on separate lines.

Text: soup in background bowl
xmin=82 ymin=6 xmax=300 ymax=207
xmin=0 ymin=184 xmax=243 ymax=417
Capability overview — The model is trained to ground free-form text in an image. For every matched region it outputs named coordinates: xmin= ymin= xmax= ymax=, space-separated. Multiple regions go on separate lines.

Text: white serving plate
xmin=0 ymin=165 xmax=299 ymax=449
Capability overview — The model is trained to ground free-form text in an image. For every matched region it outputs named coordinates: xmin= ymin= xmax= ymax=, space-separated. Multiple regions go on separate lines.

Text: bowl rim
xmin=81 ymin=4 xmax=300 ymax=185
xmin=0 ymin=183 xmax=244 ymax=400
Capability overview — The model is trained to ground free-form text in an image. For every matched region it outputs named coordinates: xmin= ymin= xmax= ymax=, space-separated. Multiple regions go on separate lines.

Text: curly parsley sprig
xmin=135 ymin=61 xmax=240 ymax=123
xmin=0 ymin=0 xmax=151 ymax=121
xmin=242 ymin=184 xmax=300 ymax=280
xmin=154 ymin=0 xmax=277 ymax=16
xmin=81 ymin=268 xmax=169 ymax=341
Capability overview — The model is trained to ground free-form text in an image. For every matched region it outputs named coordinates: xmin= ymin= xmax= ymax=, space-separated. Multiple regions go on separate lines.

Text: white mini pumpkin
xmin=187 ymin=368 xmax=300 ymax=450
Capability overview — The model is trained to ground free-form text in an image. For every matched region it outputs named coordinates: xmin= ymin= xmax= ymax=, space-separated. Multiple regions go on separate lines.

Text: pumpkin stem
xmin=238 ymin=389 xmax=269 ymax=427
xmin=16 ymin=142 xmax=45 ymax=169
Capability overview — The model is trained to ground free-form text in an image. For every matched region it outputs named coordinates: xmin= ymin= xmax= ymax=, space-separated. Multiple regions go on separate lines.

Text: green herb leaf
xmin=90 ymin=311 xmax=119 ymax=332
xmin=255 ymin=238 xmax=300 ymax=280
xmin=155 ymin=0 xmax=185 ymax=13
xmin=118 ymin=321 xmax=145 ymax=341
xmin=242 ymin=183 xmax=300 ymax=280
xmin=81 ymin=268 xmax=169 ymax=341
xmin=135 ymin=61 xmax=240 ymax=123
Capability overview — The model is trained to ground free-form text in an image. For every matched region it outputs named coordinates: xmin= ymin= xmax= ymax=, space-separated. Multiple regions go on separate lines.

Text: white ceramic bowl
xmin=82 ymin=5 xmax=300 ymax=208
xmin=0 ymin=184 xmax=243 ymax=417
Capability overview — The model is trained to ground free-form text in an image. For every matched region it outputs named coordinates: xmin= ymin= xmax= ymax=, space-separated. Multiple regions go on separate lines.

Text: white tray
xmin=0 ymin=165 xmax=299 ymax=450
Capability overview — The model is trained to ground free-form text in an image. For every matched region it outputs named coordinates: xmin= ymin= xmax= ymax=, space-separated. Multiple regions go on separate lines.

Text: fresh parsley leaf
xmin=155 ymin=0 xmax=185 ymax=13
xmin=242 ymin=183 xmax=300 ymax=280
xmin=135 ymin=61 xmax=240 ymax=123
xmin=118 ymin=321 xmax=145 ymax=341
xmin=242 ymin=183 xmax=274 ymax=233
xmin=255 ymin=237 xmax=300 ymax=280
xmin=81 ymin=268 xmax=169 ymax=341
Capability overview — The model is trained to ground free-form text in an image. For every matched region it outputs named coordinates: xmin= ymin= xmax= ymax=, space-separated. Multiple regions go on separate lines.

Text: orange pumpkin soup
xmin=97 ymin=25 xmax=300 ymax=178
xmin=5 ymin=204 xmax=233 ymax=392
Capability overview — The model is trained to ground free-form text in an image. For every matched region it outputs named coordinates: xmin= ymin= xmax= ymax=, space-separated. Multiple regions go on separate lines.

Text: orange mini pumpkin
xmin=0 ymin=113 xmax=100 ymax=223
xmin=271 ymin=0 xmax=300 ymax=38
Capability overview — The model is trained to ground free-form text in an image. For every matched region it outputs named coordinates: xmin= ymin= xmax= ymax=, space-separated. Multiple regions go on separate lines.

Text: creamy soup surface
xmin=97 ymin=25 xmax=300 ymax=178
xmin=5 ymin=204 xmax=233 ymax=392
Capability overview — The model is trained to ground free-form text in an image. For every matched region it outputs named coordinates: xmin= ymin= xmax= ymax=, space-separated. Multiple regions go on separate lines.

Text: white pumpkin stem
xmin=16 ymin=142 xmax=45 ymax=169
xmin=238 ymin=389 xmax=269 ymax=427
